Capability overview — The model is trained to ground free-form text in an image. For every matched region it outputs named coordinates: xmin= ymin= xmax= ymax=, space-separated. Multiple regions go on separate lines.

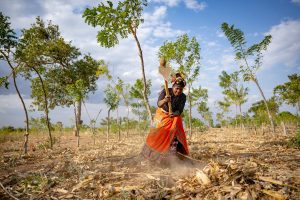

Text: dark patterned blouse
xmin=157 ymin=88 xmax=186 ymax=115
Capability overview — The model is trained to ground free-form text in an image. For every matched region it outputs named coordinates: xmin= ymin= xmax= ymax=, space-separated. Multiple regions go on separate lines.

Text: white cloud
xmin=216 ymin=30 xmax=225 ymax=38
xmin=263 ymin=20 xmax=300 ymax=68
xmin=291 ymin=0 xmax=300 ymax=5
xmin=152 ymin=0 xmax=206 ymax=11
xmin=0 ymin=94 xmax=32 ymax=113
xmin=184 ymin=0 xmax=207 ymax=11
xmin=153 ymin=22 xmax=186 ymax=38
xmin=152 ymin=0 xmax=181 ymax=7
xmin=207 ymin=41 xmax=218 ymax=47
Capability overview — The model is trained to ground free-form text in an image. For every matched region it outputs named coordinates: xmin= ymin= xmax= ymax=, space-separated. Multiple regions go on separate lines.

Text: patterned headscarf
xmin=172 ymin=73 xmax=186 ymax=88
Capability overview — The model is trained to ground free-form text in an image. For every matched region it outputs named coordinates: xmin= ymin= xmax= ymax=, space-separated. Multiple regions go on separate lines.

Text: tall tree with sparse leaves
xmin=104 ymin=84 xmax=120 ymax=142
xmin=159 ymin=33 xmax=201 ymax=137
xmin=115 ymin=77 xmax=131 ymax=137
xmin=221 ymin=22 xmax=275 ymax=133
xmin=0 ymin=12 xmax=30 ymax=154
xmin=82 ymin=0 xmax=153 ymax=125
xmin=129 ymin=78 xmax=152 ymax=123
xmin=219 ymin=70 xmax=248 ymax=128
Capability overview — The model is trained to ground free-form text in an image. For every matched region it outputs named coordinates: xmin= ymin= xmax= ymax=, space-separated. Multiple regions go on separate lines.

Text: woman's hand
xmin=169 ymin=113 xmax=178 ymax=118
xmin=164 ymin=95 xmax=171 ymax=103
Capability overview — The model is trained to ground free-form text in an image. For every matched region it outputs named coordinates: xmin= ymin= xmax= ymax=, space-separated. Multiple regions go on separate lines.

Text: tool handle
xmin=164 ymin=80 xmax=172 ymax=114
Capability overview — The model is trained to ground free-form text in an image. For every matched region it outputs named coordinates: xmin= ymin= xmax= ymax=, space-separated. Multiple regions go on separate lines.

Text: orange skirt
xmin=141 ymin=108 xmax=189 ymax=162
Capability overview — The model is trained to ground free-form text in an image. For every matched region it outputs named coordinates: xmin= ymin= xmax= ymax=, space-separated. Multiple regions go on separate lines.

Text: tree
xmin=221 ymin=22 xmax=275 ymax=133
xmin=15 ymin=17 xmax=73 ymax=148
xmin=63 ymin=56 xmax=108 ymax=147
xmin=104 ymin=85 xmax=120 ymax=142
xmin=129 ymin=78 xmax=152 ymax=121
xmin=197 ymin=102 xmax=213 ymax=127
xmin=0 ymin=12 xmax=30 ymax=154
xmin=216 ymin=99 xmax=231 ymax=127
xmin=115 ymin=77 xmax=131 ymax=137
xmin=274 ymin=73 xmax=300 ymax=114
xmin=248 ymin=96 xmax=280 ymax=127
xmin=83 ymin=0 xmax=153 ymax=125
xmin=190 ymin=86 xmax=210 ymax=131
xmin=219 ymin=71 xmax=248 ymax=128
xmin=159 ymin=33 xmax=201 ymax=137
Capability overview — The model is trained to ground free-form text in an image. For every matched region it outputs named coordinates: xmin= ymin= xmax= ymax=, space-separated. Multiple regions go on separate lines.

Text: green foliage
xmin=197 ymin=101 xmax=213 ymax=126
xmin=83 ymin=0 xmax=147 ymax=47
xmin=104 ymin=85 xmax=120 ymax=111
xmin=0 ymin=12 xmax=17 ymax=51
xmin=277 ymin=111 xmax=300 ymax=124
xmin=158 ymin=34 xmax=200 ymax=86
xmin=29 ymin=117 xmax=50 ymax=131
xmin=115 ymin=77 xmax=131 ymax=107
xmin=37 ymin=136 xmax=58 ymax=149
xmin=19 ymin=174 xmax=59 ymax=192
xmin=0 ymin=76 xmax=9 ymax=89
xmin=274 ymin=73 xmax=300 ymax=111
xmin=191 ymin=118 xmax=205 ymax=128
xmin=190 ymin=86 xmax=208 ymax=106
xmin=248 ymin=97 xmax=280 ymax=125
xmin=0 ymin=126 xmax=16 ymax=133
xmin=219 ymin=71 xmax=248 ymax=106
xmin=221 ymin=22 xmax=271 ymax=82
xmin=288 ymin=129 xmax=300 ymax=148
xmin=129 ymin=78 xmax=151 ymax=120
xmin=0 ymin=12 xmax=18 ymax=89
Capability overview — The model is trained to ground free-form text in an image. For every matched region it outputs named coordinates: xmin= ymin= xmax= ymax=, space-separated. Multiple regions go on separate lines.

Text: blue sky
xmin=0 ymin=0 xmax=300 ymax=127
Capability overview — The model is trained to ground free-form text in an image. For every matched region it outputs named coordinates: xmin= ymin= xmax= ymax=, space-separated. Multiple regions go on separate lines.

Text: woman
xmin=141 ymin=73 xmax=189 ymax=165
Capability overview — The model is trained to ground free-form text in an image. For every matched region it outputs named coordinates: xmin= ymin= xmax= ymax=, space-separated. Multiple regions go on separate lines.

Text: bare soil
xmin=0 ymin=128 xmax=299 ymax=199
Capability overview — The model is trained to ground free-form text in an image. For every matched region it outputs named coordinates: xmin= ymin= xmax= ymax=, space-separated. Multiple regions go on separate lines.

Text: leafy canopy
xmin=104 ymin=85 xmax=120 ymax=111
xmin=221 ymin=23 xmax=271 ymax=81
xmin=158 ymin=34 xmax=200 ymax=85
xmin=219 ymin=70 xmax=248 ymax=106
xmin=274 ymin=73 xmax=300 ymax=109
xmin=83 ymin=0 xmax=147 ymax=47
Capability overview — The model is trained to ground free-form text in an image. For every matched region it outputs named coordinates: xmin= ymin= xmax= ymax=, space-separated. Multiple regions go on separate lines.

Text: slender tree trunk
xmin=131 ymin=27 xmax=153 ymax=125
xmin=117 ymin=108 xmax=121 ymax=141
xmin=73 ymin=104 xmax=79 ymax=147
xmin=238 ymin=103 xmax=244 ymax=130
xmin=188 ymin=86 xmax=192 ymax=139
xmin=281 ymin=121 xmax=287 ymax=135
xmin=126 ymin=106 xmax=130 ymax=138
xmin=253 ymin=78 xmax=275 ymax=134
xmin=32 ymin=67 xmax=53 ymax=148
xmin=297 ymin=100 xmax=300 ymax=116
xmin=235 ymin=104 xmax=238 ymax=129
xmin=75 ymin=99 xmax=82 ymax=147
xmin=12 ymin=67 xmax=30 ymax=154
xmin=4 ymin=54 xmax=30 ymax=154
xmin=107 ymin=108 xmax=111 ymax=142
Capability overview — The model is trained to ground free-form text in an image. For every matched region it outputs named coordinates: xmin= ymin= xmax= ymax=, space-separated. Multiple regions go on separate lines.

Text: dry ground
xmin=0 ymin=128 xmax=299 ymax=199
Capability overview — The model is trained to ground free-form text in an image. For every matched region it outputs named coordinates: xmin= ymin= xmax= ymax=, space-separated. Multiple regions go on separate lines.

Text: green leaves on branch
xmin=129 ymin=78 xmax=151 ymax=100
xmin=219 ymin=70 xmax=248 ymax=106
xmin=0 ymin=12 xmax=18 ymax=50
xmin=248 ymin=96 xmax=280 ymax=124
xmin=0 ymin=76 xmax=9 ymax=89
xmin=104 ymin=84 xmax=120 ymax=111
xmin=274 ymin=73 xmax=300 ymax=111
xmin=190 ymin=86 xmax=208 ymax=107
xmin=83 ymin=0 xmax=147 ymax=48
xmin=129 ymin=78 xmax=151 ymax=120
xmin=221 ymin=22 xmax=272 ymax=81
xmin=158 ymin=34 xmax=200 ymax=85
